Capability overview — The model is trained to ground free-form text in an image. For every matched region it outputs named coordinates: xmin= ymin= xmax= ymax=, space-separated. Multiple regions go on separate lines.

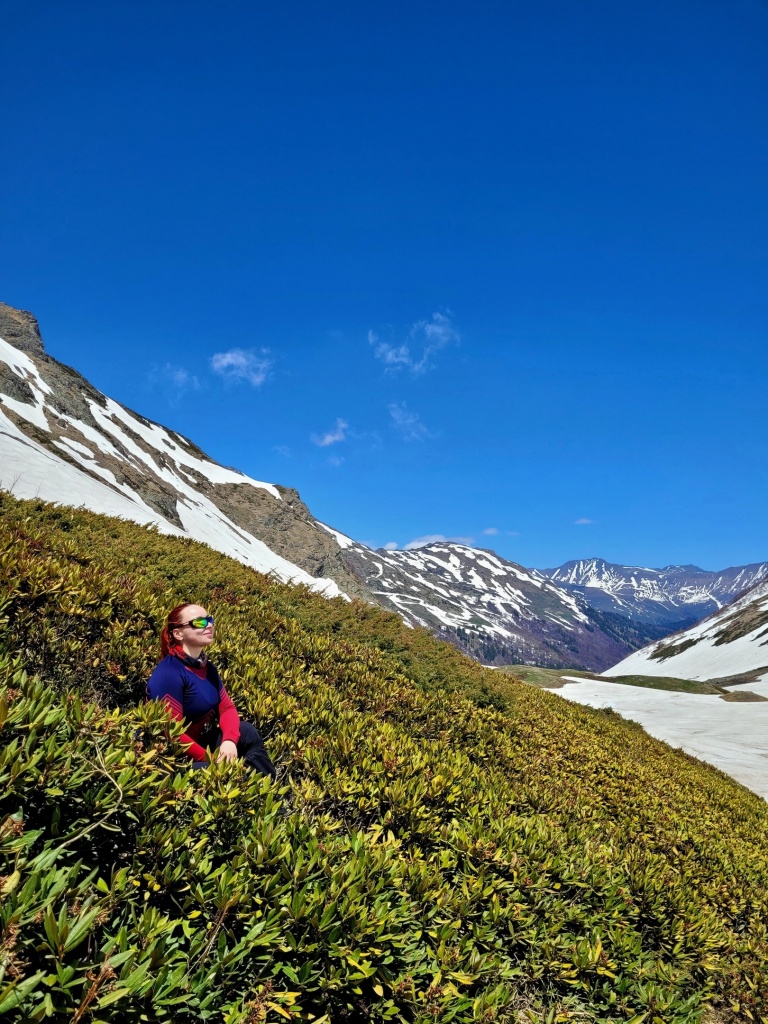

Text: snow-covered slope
xmin=0 ymin=303 xmax=363 ymax=598
xmin=543 ymin=557 xmax=768 ymax=627
xmin=340 ymin=541 xmax=657 ymax=671
xmin=605 ymin=577 xmax=768 ymax=681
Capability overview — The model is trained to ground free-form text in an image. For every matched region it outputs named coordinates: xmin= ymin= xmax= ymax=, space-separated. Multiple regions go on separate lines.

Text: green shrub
xmin=1 ymin=493 xmax=768 ymax=1022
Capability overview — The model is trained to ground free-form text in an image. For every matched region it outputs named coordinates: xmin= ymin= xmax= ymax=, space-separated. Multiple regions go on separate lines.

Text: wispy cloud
xmin=311 ymin=418 xmax=348 ymax=447
xmin=148 ymin=364 xmax=201 ymax=404
xmin=403 ymin=534 xmax=474 ymax=550
xmin=370 ymin=311 xmax=459 ymax=375
xmin=368 ymin=335 xmax=411 ymax=368
xmin=574 ymin=518 xmax=594 ymax=525
xmin=168 ymin=367 xmax=200 ymax=389
xmin=383 ymin=541 xmax=399 ymax=550
xmin=272 ymin=444 xmax=291 ymax=458
xmin=388 ymin=402 xmax=430 ymax=441
xmin=328 ymin=454 xmax=345 ymax=467
xmin=482 ymin=527 xmax=499 ymax=536
xmin=210 ymin=348 xmax=272 ymax=387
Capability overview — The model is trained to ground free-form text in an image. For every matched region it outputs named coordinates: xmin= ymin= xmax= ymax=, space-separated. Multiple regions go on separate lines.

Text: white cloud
xmin=311 ymin=418 xmax=348 ymax=447
xmin=388 ymin=402 xmax=430 ymax=441
xmin=167 ymin=367 xmax=200 ymax=390
xmin=482 ymin=527 xmax=499 ymax=536
xmin=404 ymin=534 xmax=475 ymax=550
xmin=210 ymin=348 xmax=272 ymax=387
xmin=383 ymin=541 xmax=399 ymax=550
xmin=370 ymin=312 xmax=459 ymax=374
xmin=368 ymin=331 xmax=411 ymax=368
xmin=328 ymin=454 xmax=345 ymax=467
xmin=272 ymin=444 xmax=291 ymax=457
xmin=574 ymin=518 xmax=594 ymax=525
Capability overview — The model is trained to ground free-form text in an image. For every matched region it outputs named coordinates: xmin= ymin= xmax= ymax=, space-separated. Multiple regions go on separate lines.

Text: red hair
xmin=161 ymin=604 xmax=193 ymax=657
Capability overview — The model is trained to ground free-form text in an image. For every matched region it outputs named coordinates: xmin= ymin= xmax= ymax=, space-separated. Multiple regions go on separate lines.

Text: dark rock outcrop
xmin=0 ymin=303 xmax=46 ymax=358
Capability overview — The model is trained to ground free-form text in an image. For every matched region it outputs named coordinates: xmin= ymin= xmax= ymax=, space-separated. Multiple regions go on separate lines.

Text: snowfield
xmin=0 ymin=406 xmax=342 ymax=596
xmin=1 ymin=406 xmax=173 ymax=527
xmin=315 ymin=521 xmax=357 ymax=549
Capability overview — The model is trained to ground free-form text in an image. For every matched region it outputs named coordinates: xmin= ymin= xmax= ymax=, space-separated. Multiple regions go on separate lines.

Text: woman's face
xmin=173 ymin=604 xmax=215 ymax=649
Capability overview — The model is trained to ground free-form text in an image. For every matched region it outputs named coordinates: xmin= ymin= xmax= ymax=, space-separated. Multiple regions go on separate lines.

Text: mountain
xmin=542 ymin=556 xmax=768 ymax=627
xmin=0 ymin=301 xmax=656 ymax=671
xmin=338 ymin=538 xmax=666 ymax=670
xmin=605 ymin=575 xmax=768 ymax=681
xmin=0 ymin=302 xmax=368 ymax=602
xmin=1 ymin=301 xmax=757 ymax=674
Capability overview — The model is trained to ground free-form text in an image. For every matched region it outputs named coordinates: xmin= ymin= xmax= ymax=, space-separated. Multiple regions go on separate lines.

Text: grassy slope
xmin=497 ymin=666 xmax=728 ymax=695
xmin=2 ymin=494 xmax=768 ymax=1023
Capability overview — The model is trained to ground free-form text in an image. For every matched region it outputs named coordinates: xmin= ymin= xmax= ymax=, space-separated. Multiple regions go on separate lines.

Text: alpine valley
xmin=2 ymin=301 xmax=766 ymax=674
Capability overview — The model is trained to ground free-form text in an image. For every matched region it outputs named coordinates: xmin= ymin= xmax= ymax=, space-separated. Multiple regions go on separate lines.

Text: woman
xmin=146 ymin=603 xmax=275 ymax=778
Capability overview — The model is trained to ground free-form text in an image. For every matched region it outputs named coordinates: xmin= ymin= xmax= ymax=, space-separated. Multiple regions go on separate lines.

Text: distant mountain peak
xmin=542 ymin=557 xmax=768 ymax=629
xmin=342 ymin=539 xmax=661 ymax=671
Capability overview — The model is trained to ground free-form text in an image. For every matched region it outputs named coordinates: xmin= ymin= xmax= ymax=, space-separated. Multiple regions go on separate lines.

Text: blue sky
xmin=3 ymin=0 xmax=767 ymax=569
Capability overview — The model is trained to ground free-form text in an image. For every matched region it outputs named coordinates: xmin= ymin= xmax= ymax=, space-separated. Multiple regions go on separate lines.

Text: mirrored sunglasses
xmin=175 ymin=614 xmax=214 ymax=630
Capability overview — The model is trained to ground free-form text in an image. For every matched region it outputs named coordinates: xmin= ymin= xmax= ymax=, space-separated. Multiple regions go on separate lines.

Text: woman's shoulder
xmin=147 ymin=655 xmax=186 ymax=692
xmin=150 ymin=654 xmax=179 ymax=672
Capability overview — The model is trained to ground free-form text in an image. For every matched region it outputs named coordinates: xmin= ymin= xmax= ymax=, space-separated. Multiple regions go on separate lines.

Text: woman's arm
xmin=216 ymin=689 xmax=240 ymax=760
xmin=217 ymin=687 xmax=241 ymax=746
xmin=213 ymin=674 xmax=241 ymax=762
xmin=147 ymin=662 xmax=208 ymax=762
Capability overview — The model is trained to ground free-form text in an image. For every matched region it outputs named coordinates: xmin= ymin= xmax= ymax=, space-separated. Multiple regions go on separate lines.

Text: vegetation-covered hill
xmin=2 ymin=493 xmax=768 ymax=1024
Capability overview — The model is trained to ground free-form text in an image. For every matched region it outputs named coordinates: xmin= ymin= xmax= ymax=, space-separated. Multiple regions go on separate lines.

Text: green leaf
xmin=96 ymin=987 xmax=133 ymax=1008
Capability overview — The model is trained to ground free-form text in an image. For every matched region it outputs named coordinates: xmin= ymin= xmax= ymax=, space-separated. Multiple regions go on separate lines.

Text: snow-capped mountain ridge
xmin=339 ymin=540 xmax=661 ymax=670
xmin=542 ymin=557 xmax=768 ymax=627
xmin=606 ymin=575 xmax=768 ymax=682
xmin=0 ymin=303 xmax=366 ymax=600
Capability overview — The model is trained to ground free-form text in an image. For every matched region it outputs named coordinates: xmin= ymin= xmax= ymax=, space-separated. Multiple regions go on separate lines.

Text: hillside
xmin=606 ymin=576 xmax=768 ymax=682
xmin=2 ymin=493 xmax=768 ymax=1023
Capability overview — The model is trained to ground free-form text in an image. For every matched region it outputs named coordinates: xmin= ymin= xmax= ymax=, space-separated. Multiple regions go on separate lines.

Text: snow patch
xmin=316 ymin=521 xmax=356 ymax=549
